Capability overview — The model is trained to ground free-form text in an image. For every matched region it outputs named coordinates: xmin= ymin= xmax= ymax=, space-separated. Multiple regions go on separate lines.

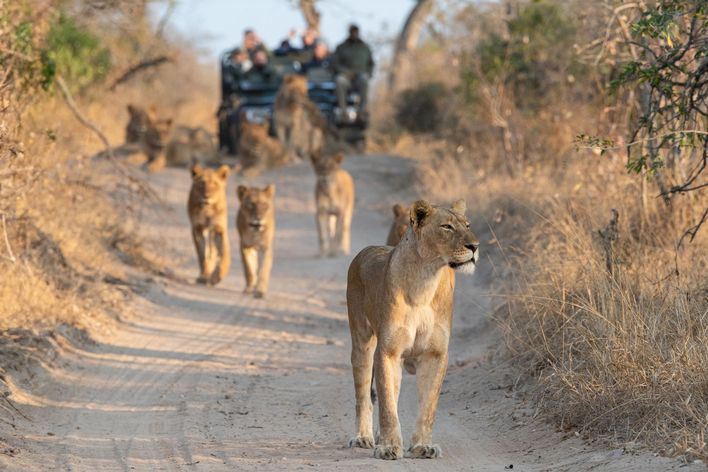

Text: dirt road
xmin=0 ymin=155 xmax=699 ymax=471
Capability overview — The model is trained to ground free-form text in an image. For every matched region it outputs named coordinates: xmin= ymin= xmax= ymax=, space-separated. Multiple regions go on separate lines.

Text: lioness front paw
xmin=209 ymin=273 xmax=222 ymax=285
xmin=196 ymin=276 xmax=208 ymax=285
xmin=405 ymin=444 xmax=442 ymax=459
xmin=348 ymin=436 xmax=374 ymax=449
xmin=373 ymin=444 xmax=403 ymax=460
xmin=243 ymin=286 xmax=254 ymax=294
xmin=254 ymin=290 xmax=266 ymax=299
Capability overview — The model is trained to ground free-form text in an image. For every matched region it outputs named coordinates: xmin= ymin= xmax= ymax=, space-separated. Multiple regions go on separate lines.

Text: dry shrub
xmin=500 ymin=167 xmax=708 ymax=460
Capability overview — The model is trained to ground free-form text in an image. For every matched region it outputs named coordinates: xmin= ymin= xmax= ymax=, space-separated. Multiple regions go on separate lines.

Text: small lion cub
xmin=236 ymin=184 xmax=276 ymax=298
xmin=312 ymin=152 xmax=354 ymax=257
xmin=386 ymin=203 xmax=410 ymax=246
xmin=188 ymin=164 xmax=231 ymax=285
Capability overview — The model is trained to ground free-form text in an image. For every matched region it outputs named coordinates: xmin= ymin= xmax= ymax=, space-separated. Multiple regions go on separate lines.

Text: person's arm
xmin=366 ymin=45 xmax=375 ymax=76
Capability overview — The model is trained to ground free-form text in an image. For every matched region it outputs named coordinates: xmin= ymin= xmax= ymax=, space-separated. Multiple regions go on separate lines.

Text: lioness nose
xmin=465 ymin=243 xmax=479 ymax=253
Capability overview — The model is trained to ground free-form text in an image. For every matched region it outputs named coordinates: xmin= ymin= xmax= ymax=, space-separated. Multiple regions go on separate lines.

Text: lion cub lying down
xmin=312 ymin=152 xmax=354 ymax=257
xmin=188 ymin=164 xmax=231 ymax=285
xmin=347 ymin=199 xmax=479 ymax=460
xmin=236 ymin=184 xmax=276 ymax=298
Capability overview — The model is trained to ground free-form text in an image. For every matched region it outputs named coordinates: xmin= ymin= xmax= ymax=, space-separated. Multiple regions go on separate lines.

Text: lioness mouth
xmin=449 ymin=258 xmax=475 ymax=269
xmin=249 ymin=222 xmax=264 ymax=230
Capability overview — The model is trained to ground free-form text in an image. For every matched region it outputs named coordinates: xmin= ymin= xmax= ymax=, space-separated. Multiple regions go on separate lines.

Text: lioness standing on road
xmin=312 ymin=152 xmax=354 ymax=257
xmin=274 ymin=74 xmax=327 ymax=161
xmin=187 ymin=164 xmax=231 ymax=285
xmin=346 ymin=199 xmax=479 ymax=460
xmin=236 ymin=184 xmax=276 ymax=298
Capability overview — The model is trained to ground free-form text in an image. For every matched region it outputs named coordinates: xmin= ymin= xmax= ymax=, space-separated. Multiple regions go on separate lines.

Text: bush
xmin=394 ymin=82 xmax=452 ymax=135
xmin=45 ymin=13 xmax=111 ymax=93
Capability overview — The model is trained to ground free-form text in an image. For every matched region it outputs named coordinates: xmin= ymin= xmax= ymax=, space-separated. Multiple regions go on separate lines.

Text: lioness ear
xmin=264 ymin=183 xmax=275 ymax=198
xmin=164 ymin=118 xmax=173 ymax=129
xmin=410 ymin=200 xmax=433 ymax=227
xmin=127 ymin=104 xmax=136 ymax=115
xmin=393 ymin=204 xmax=405 ymax=217
xmin=237 ymin=185 xmax=248 ymax=201
xmin=217 ymin=164 xmax=230 ymax=180
xmin=451 ymin=199 xmax=466 ymax=215
xmin=191 ymin=163 xmax=203 ymax=178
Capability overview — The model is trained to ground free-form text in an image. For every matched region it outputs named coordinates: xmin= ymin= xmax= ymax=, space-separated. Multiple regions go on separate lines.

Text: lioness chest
xmin=189 ymin=197 xmax=226 ymax=229
xmin=316 ymin=170 xmax=353 ymax=213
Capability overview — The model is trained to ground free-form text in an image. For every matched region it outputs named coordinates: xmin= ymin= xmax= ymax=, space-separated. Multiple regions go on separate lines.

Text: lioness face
xmin=238 ymin=184 xmax=275 ymax=232
xmin=191 ymin=164 xmax=230 ymax=204
xmin=282 ymin=74 xmax=308 ymax=96
xmin=311 ymin=152 xmax=343 ymax=177
xmin=126 ymin=104 xmax=150 ymax=143
xmin=410 ymin=199 xmax=479 ymax=274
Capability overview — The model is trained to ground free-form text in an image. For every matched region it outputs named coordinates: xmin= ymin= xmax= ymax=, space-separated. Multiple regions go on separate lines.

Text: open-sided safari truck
xmin=217 ymin=50 xmax=368 ymax=155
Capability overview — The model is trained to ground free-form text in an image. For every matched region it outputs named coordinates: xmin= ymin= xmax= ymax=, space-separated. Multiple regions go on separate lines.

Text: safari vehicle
xmin=217 ymin=51 xmax=368 ymax=155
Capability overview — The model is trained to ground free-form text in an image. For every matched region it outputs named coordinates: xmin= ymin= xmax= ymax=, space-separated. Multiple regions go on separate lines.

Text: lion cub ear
xmin=334 ymin=152 xmax=344 ymax=165
xmin=410 ymin=200 xmax=433 ymax=227
xmin=217 ymin=165 xmax=230 ymax=180
xmin=264 ymin=184 xmax=275 ymax=198
xmin=451 ymin=199 xmax=466 ymax=214
xmin=191 ymin=163 xmax=203 ymax=178
xmin=393 ymin=204 xmax=406 ymax=217
xmin=237 ymin=185 xmax=248 ymax=201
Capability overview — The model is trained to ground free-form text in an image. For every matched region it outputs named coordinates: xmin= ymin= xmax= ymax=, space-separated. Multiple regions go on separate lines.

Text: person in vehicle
xmin=243 ymin=29 xmax=268 ymax=60
xmin=242 ymin=50 xmax=279 ymax=84
xmin=302 ymin=39 xmax=332 ymax=74
xmin=332 ymin=24 xmax=374 ymax=114
xmin=301 ymin=28 xmax=318 ymax=52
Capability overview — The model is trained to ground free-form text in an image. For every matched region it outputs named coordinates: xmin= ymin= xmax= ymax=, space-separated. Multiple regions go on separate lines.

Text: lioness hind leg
xmin=241 ymin=246 xmax=258 ymax=293
xmin=406 ymin=351 xmax=448 ymax=459
xmin=349 ymin=333 xmax=376 ymax=449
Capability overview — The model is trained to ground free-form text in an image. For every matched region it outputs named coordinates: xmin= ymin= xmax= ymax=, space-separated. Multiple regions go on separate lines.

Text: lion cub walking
xmin=274 ymin=74 xmax=326 ymax=160
xmin=347 ymin=200 xmax=479 ymax=460
xmin=386 ymin=204 xmax=410 ymax=246
xmin=188 ymin=164 xmax=231 ymax=285
xmin=236 ymin=184 xmax=276 ymax=298
xmin=312 ymin=152 xmax=354 ymax=257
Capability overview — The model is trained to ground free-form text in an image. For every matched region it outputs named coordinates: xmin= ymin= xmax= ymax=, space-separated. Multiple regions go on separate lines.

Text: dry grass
xmin=501 ymin=185 xmax=708 ymax=460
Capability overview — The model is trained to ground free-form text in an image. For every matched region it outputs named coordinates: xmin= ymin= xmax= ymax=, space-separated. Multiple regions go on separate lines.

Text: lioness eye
xmin=441 ymin=224 xmax=453 ymax=230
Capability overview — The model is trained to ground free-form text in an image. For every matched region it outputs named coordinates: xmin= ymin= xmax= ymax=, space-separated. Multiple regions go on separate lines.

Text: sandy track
xmin=0 ymin=155 xmax=700 ymax=471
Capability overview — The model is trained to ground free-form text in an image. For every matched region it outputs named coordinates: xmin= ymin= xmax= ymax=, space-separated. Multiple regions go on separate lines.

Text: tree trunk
xmin=298 ymin=0 xmax=321 ymax=33
xmin=388 ymin=0 xmax=435 ymax=92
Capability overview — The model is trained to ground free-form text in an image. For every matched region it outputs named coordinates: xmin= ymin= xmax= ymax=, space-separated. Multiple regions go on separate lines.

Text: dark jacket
xmin=333 ymin=38 xmax=374 ymax=76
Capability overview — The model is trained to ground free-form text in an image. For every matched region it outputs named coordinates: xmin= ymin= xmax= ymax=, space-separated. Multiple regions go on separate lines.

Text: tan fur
xmin=346 ymin=199 xmax=480 ymax=460
xmin=238 ymin=121 xmax=289 ymax=176
xmin=236 ymin=184 xmax=276 ymax=298
xmin=386 ymin=204 xmax=409 ymax=246
xmin=312 ymin=152 xmax=354 ymax=257
xmin=166 ymin=126 xmax=219 ymax=167
xmin=125 ymin=104 xmax=151 ymax=144
xmin=187 ymin=164 xmax=231 ymax=285
xmin=274 ymin=74 xmax=327 ymax=160
xmin=124 ymin=104 xmax=173 ymax=172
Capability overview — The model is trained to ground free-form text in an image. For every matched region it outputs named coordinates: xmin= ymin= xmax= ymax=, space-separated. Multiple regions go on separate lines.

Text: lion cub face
xmin=237 ymin=184 xmax=275 ymax=232
xmin=410 ymin=199 xmax=480 ymax=274
xmin=191 ymin=164 xmax=230 ymax=204
xmin=311 ymin=152 xmax=343 ymax=177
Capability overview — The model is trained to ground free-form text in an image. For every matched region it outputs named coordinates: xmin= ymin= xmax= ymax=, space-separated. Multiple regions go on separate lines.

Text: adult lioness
xmin=238 ymin=121 xmax=289 ymax=176
xmin=274 ymin=74 xmax=326 ymax=160
xmin=346 ymin=199 xmax=479 ymax=460
xmin=386 ymin=203 xmax=409 ymax=246
xmin=188 ymin=164 xmax=231 ymax=285
xmin=312 ymin=152 xmax=354 ymax=257
xmin=236 ymin=184 xmax=275 ymax=298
